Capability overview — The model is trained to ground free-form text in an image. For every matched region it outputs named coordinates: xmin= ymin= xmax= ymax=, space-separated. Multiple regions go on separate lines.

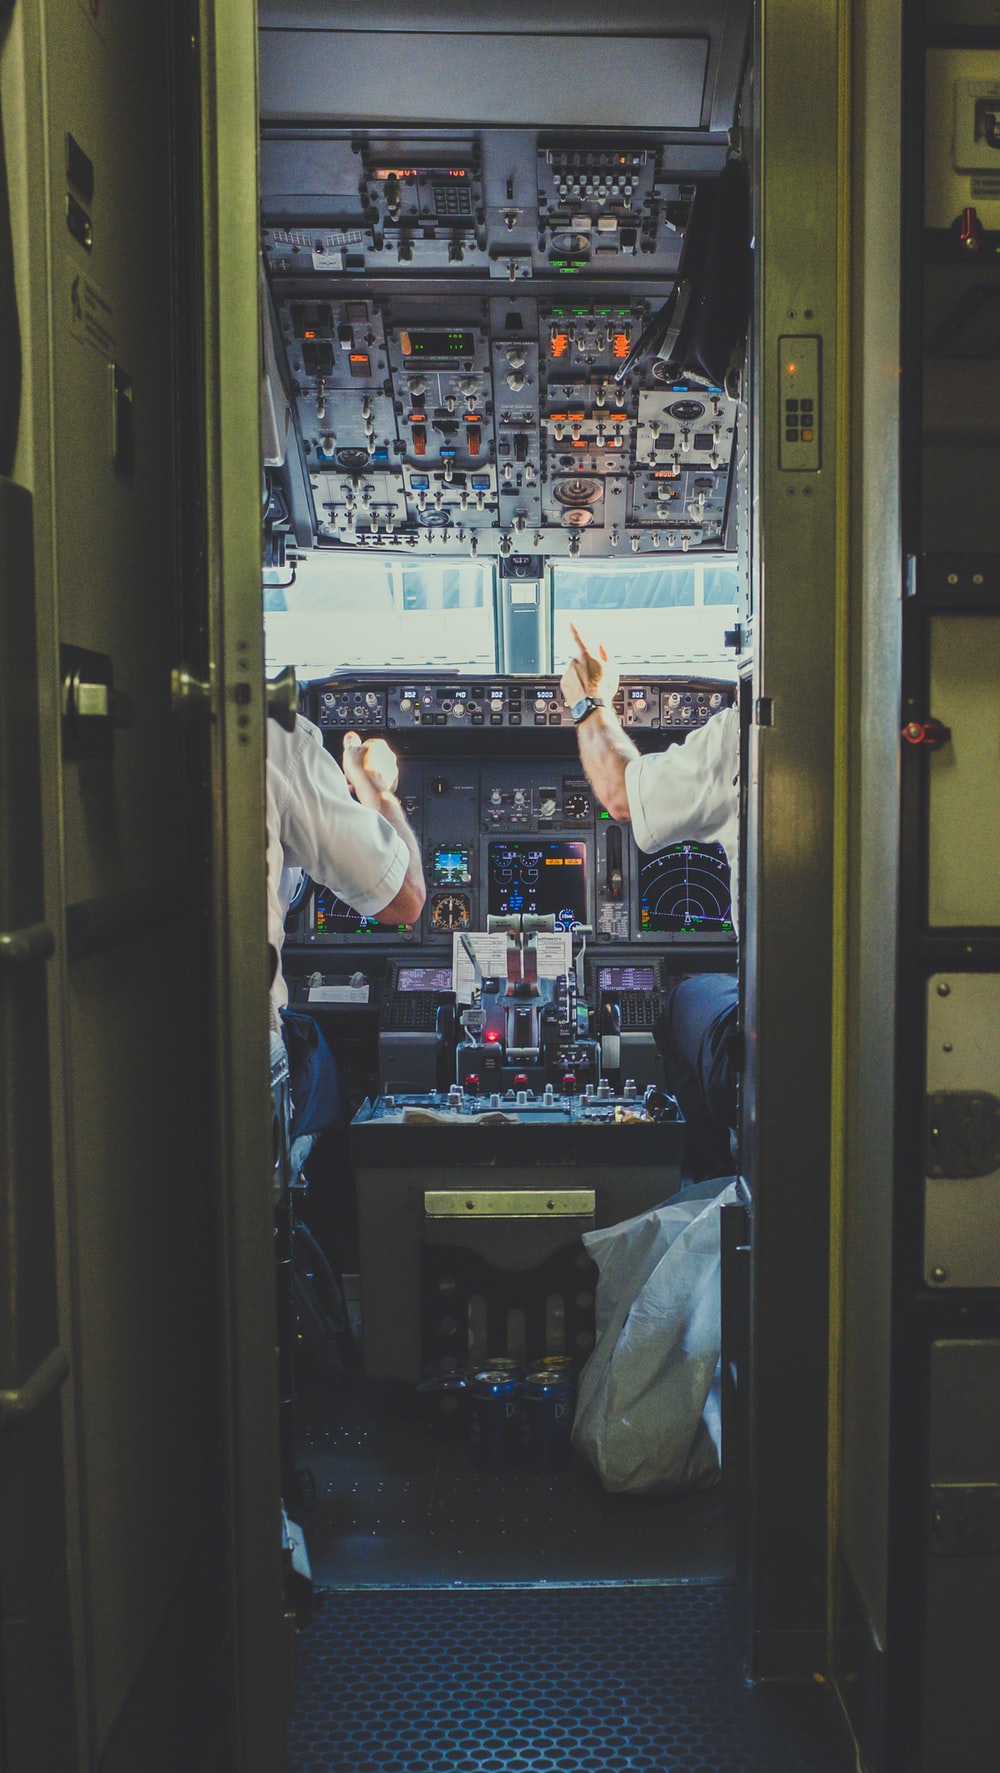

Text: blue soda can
xmin=483 ymin=1357 xmax=523 ymax=1381
xmin=468 ymin=1368 xmax=521 ymax=1470
xmin=537 ymin=1356 xmax=576 ymax=1383
xmin=520 ymin=1367 xmax=574 ymax=1471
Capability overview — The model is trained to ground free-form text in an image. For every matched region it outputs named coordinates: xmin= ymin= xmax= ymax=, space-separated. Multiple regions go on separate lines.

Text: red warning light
xmin=612 ymin=332 xmax=630 ymax=358
xmin=550 ymin=332 xmax=570 ymax=358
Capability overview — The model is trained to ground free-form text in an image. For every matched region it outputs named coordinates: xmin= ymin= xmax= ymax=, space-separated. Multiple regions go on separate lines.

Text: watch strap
xmin=572 ymin=695 xmax=605 ymax=725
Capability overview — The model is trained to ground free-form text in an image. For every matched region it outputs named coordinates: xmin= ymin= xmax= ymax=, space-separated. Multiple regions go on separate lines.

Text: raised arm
xmin=341 ymin=731 xmax=426 ymax=925
xmin=559 ymin=622 xmax=638 ymax=822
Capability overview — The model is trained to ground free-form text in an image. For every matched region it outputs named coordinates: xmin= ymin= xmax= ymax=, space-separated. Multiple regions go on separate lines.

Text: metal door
xmin=0 ymin=1 xmax=288 ymax=1767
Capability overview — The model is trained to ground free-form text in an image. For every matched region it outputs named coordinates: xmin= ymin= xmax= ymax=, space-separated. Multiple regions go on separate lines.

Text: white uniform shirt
xmin=624 ymin=703 xmax=740 ymax=910
xmin=266 ymin=715 xmax=409 ymax=1013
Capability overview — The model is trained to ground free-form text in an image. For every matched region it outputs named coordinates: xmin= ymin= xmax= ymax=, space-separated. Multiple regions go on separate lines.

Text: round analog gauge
xmin=431 ymin=892 xmax=471 ymax=931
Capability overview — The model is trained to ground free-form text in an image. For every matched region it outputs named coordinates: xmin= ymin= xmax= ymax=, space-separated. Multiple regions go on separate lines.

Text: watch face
xmin=572 ymin=695 xmax=601 ymax=723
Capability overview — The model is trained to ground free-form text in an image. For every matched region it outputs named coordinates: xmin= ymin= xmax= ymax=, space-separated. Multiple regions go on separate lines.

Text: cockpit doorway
xmin=251 ymin=3 xmax=852 ymax=1768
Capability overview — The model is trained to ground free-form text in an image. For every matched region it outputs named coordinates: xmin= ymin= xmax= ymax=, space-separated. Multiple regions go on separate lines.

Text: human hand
xmin=559 ymin=622 xmax=619 ymax=708
xmin=342 ymin=730 xmax=400 ymax=800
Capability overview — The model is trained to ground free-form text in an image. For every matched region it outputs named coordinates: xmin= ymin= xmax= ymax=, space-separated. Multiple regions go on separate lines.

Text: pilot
xmin=560 ymin=624 xmax=739 ymax=1179
xmin=267 ymin=713 xmax=426 ymax=1023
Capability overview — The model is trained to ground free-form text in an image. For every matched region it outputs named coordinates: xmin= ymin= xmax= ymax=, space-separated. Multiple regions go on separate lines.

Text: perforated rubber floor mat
xmin=286 ymin=1586 xmax=854 ymax=1772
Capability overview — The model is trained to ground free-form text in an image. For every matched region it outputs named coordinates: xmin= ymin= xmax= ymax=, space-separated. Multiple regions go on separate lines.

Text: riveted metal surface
xmin=287 ymin=1587 xmax=854 ymax=1772
xmin=294 ymin=1380 xmax=732 ymax=1587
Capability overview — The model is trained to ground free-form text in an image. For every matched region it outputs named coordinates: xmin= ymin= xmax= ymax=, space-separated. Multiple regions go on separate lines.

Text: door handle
xmin=171 ymin=665 xmax=215 ymax=719
xmin=0 ymin=1345 xmax=70 ymax=1433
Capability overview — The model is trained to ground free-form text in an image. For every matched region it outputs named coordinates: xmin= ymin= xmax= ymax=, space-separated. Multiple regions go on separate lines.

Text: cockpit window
xmin=552 ymin=558 xmax=739 ymax=675
xmin=264 ymin=554 xmax=494 ymax=677
xmin=265 ymin=552 xmax=739 ymax=678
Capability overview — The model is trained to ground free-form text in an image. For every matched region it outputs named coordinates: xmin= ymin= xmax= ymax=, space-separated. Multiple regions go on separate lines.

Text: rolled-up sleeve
xmin=624 ymin=704 xmax=739 ymax=865
xmin=270 ymin=720 xmax=408 ymax=917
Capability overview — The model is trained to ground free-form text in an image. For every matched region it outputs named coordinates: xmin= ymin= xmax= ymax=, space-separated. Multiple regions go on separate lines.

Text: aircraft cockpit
xmin=258 ymin=0 xmax=752 ymax=1595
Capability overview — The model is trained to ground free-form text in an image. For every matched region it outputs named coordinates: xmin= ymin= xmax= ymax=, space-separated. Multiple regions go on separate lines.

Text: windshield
xmin=264 ymin=552 xmax=739 ymax=680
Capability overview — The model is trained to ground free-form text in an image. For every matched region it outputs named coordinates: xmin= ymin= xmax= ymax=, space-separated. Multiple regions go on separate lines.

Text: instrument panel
xmin=283 ymin=673 xmax=737 ymax=955
xmin=314 ymin=673 xmax=730 ymax=733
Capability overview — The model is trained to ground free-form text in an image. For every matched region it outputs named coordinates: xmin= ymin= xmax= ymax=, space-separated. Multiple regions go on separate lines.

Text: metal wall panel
xmin=927 ymin=618 xmax=1000 ymax=928
xmin=920 ymin=1340 xmax=1000 ymax=1773
xmin=261 ymin=31 xmax=710 ymax=129
xmin=924 ymin=973 xmax=1000 ymax=1290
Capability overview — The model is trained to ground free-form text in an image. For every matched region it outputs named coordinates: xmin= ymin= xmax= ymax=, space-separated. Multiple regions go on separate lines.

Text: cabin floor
xmin=285 ymin=1377 xmax=856 ymax=1773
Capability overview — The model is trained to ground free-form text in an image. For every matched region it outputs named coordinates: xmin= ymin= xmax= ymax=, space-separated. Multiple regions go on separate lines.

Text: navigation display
xmin=637 ymin=841 xmax=733 ymax=935
xmin=487 ymin=839 xmax=588 ymax=930
xmin=314 ymin=887 xmax=409 ymax=937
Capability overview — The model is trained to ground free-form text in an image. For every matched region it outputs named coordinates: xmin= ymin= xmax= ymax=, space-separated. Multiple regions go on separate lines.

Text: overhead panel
xmin=261 ymin=126 xmax=744 ymax=563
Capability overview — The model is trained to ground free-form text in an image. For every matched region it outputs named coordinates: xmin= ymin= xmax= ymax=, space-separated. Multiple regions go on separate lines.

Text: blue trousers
xmin=653 ymin=973 xmax=739 ymax=1180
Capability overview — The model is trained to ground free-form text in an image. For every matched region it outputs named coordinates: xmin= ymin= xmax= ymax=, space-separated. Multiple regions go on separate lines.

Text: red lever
xmin=959 ymin=207 xmax=984 ymax=254
xmin=902 ymin=718 xmax=951 ymax=750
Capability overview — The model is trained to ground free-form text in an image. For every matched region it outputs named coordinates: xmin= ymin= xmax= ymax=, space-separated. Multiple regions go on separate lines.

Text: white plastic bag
xmin=572 ymin=1179 xmax=740 ymax=1495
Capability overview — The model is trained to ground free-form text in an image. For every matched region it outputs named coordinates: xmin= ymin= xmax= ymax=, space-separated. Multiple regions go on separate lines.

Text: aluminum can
xmin=537 ymin=1356 xmax=576 ymax=1382
xmin=520 ymin=1366 xmax=574 ymax=1471
xmin=482 ymin=1357 xmax=523 ymax=1380
xmin=417 ymin=1367 xmax=468 ymax=1437
xmin=468 ymin=1368 xmax=521 ymax=1469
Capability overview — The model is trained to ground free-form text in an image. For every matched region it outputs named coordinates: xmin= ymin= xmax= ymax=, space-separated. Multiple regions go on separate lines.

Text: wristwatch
xmin=571 ymin=695 xmax=605 ymax=726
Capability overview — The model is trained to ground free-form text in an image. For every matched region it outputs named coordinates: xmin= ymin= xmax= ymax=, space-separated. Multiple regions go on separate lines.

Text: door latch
xmin=60 ymin=643 xmax=135 ymax=761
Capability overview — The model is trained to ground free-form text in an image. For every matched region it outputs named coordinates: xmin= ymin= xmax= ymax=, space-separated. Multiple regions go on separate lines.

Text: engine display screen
xmin=598 ymin=965 xmax=658 ymax=992
xmin=487 ymin=839 xmax=588 ymax=930
xmin=314 ymin=887 xmax=408 ymax=937
xmin=638 ymin=842 xmax=733 ymax=935
xmin=396 ymin=965 xmax=454 ymax=993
